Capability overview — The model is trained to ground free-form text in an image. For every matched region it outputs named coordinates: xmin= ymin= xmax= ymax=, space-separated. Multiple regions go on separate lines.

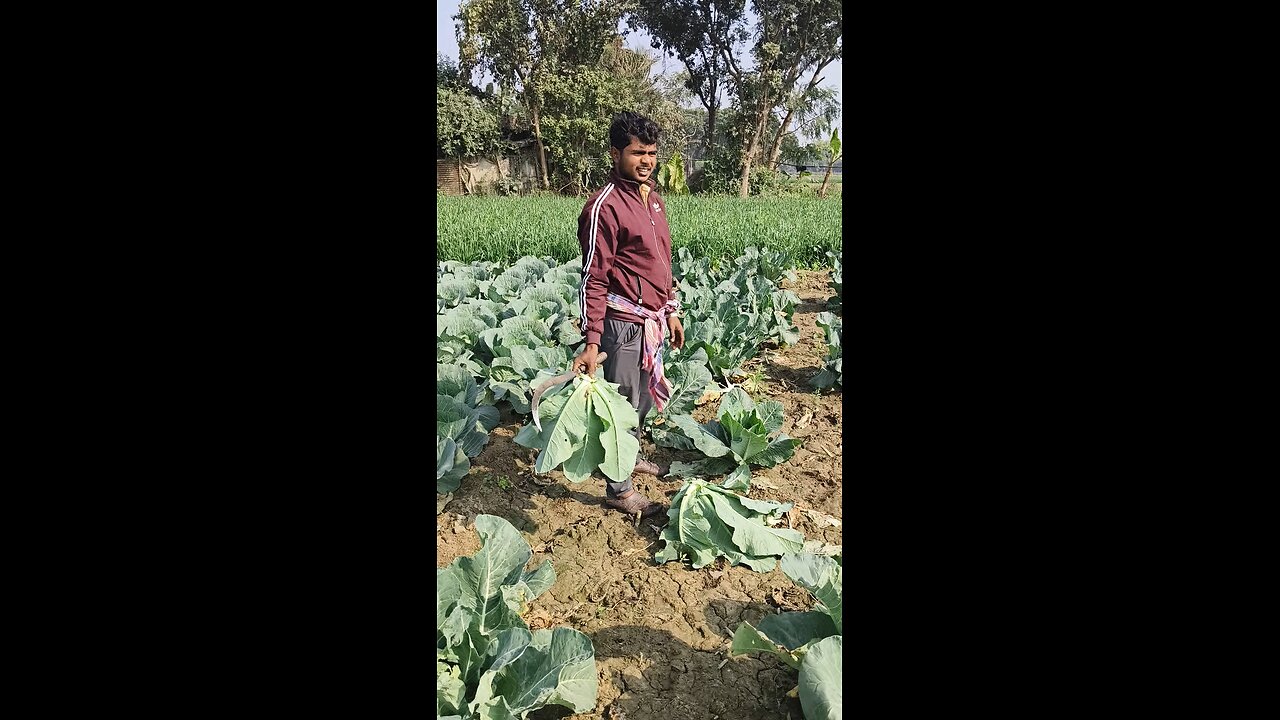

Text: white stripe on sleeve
xmin=579 ymin=183 xmax=615 ymax=327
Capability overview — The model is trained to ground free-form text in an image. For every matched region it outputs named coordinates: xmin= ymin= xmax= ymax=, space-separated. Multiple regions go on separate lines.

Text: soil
xmin=438 ymin=270 xmax=842 ymax=720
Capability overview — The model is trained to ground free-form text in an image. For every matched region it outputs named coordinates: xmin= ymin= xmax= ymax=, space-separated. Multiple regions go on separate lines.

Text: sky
xmin=436 ymin=1 xmax=842 ymax=144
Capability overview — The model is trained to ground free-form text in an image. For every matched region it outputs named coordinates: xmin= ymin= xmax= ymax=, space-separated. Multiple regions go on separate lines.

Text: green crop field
xmin=436 ymin=195 xmax=841 ymax=268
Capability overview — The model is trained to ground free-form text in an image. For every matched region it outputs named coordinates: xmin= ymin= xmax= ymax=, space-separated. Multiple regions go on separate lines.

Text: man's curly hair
xmin=609 ymin=111 xmax=661 ymax=150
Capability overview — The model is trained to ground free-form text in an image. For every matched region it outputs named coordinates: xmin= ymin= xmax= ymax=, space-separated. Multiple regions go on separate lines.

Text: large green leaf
xmin=655 ymin=480 xmax=803 ymax=571
xmin=439 ymin=515 xmax=535 ymax=636
xmin=654 ymin=348 xmax=713 ymax=418
xmin=751 ymin=436 xmax=801 ymax=468
xmin=658 ymin=482 xmax=743 ymax=569
xmin=555 ymin=319 xmax=583 ymax=346
xmin=560 ymin=406 xmax=606 ymax=483
xmin=780 ymin=553 xmax=843 ymax=634
xmin=798 ymin=635 xmax=842 ymax=720
xmin=533 ymin=346 xmax=568 ymax=371
xmin=588 ymin=380 xmax=639 ymax=484
xmin=483 ymin=626 xmax=532 ymax=675
xmin=734 ymin=494 xmax=794 ymax=517
xmin=438 ymin=363 xmax=479 ymax=406
xmin=438 ymin=278 xmax=478 ymax=308
xmin=717 ymin=387 xmax=756 ymax=419
xmin=535 ymin=379 xmax=594 ymax=474
xmin=472 ymin=695 xmax=519 ymax=720
xmin=512 ymin=384 xmax=574 ymax=449
xmin=721 ymin=412 xmax=768 ymax=464
xmin=437 ymin=437 xmax=468 ymax=494
xmin=810 ymin=368 xmax=837 ymax=389
xmin=772 ymin=310 xmax=800 ymax=346
xmin=756 ymin=611 xmax=838 ymax=651
xmin=710 ymin=493 xmax=804 ymax=558
xmin=438 ymin=604 xmax=488 ymax=687
xmin=438 ymin=394 xmax=473 ymax=436
xmin=669 ymin=414 xmax=732 ymax=458
xmin=471 ymin=627 xmax=598 ymax=716
xmin=437 ymin=395 xmax=493 ymax=459
xmin=651 ymin=424 xmax=696 ymax=451
xmin=756 ymin=400 xmax=785 ymax=435
xmin=507 ymin=346 xmax=540 ymax=376
xmin=722 ymin=463 xmax=752 ymax=491
xmin=475 ymin=405 xmax=501 ymax=432
xmin=437 ymin=515 xmax=597 ymax=720
xmin=519 ymin=560 xmax=556 ymax=601
xmin=728 ymin=622 xmax=801 ymax=670
xmin=517 ymin=375 xmax=638 ymax=484
xmin=437 ymin=571 xmax=462 ymax=631
xmin=437 ymin=659 xmax=467 ymax=716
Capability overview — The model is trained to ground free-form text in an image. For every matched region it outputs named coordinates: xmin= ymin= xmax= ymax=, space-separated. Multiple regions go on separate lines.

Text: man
xmin=572 ymin=111 xmax=684 ymax=519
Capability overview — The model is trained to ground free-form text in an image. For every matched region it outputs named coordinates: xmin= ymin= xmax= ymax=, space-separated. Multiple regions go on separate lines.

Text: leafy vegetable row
xmin=812 ymin=252 xmax=842 ymax=390
xmin=438 ymin=515 xmax=597 ymax=720
xmin=437 ymin=246 xmax=809 ymax=494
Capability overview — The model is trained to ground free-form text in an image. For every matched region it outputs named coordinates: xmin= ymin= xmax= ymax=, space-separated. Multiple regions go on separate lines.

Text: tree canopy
xmin=438 ymin=0 xmax=842 ymax=196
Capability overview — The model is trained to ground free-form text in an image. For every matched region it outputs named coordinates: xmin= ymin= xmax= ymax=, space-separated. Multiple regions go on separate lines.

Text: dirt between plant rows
xmin=437 ymin=270 xmax=842 ymax=720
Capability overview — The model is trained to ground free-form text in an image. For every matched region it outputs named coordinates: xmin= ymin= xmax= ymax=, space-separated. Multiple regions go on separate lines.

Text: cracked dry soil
xmin=437 ymin=270 xmax=842 ymax=720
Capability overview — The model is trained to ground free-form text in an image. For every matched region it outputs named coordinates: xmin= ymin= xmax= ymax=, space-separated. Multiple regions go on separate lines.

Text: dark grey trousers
xmin=600 ymin=318 xmax=651 ymax=498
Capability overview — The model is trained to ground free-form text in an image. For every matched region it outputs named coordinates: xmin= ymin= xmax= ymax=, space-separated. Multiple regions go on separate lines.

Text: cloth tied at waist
xmin=604 ymin=293 xmax=681 ymax=413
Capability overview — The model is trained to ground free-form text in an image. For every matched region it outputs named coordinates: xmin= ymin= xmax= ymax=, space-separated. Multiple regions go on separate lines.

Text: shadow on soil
xmin=702 ymin=597 xmax=774 ymax=641
xmin=763 ymin=357 xmax=820 ymax=391
xmin=793 ymin=299 xmax=829 ymax=314
xmin=584 ymin=624 xmax=801 ymax=720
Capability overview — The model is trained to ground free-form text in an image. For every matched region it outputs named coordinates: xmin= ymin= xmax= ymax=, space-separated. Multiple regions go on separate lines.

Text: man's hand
xmin=667 ymin=315 xmax=685 ymax=349
xmin=572 ymin=344 xmax=601 ymax=375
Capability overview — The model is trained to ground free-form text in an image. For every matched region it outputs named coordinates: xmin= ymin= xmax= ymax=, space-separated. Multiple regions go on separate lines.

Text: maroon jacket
xmin=577 ymin=169 xmax=674 ymax=346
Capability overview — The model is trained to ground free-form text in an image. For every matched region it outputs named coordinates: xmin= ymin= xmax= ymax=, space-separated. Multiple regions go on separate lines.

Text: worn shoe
xmin=633 ymin=457 xmax=665 ymax=476
xmin=605 ymin=489 xmax=666 ymax=518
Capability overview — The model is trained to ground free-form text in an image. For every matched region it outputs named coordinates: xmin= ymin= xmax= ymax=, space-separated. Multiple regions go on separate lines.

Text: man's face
xmin=611 ymin=136 xmax=658 ymax=184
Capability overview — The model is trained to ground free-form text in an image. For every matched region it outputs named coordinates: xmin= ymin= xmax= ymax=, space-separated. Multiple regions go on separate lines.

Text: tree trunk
xmin=738 ymin=97 xmax=771 ymax=197
xmin=766 ymin=106 xmax=797 ymax=172
xmin=530 ymin=105 xmax=551 ymax=191
xmin=705 ymin=100 xmax=718 ymax=155
xmin=818 ymin=161 xmax=833 ymax=198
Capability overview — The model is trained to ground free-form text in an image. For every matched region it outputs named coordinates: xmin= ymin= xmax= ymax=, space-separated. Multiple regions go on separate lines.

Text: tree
xmin=536 ymin=63 xmax=631 ymax=194
xmin=601 ymin=40 xmax=687 ymax=139
xmin=457 ymin=0 xmax=633 ymax=191
xmin=437 ymin=89 xmax=504 ymax=160
xmin=437 ymin=54 xmax=506 ymax=167
xmin=626 ymin=0 xmax=751 ymax=155
xmin=529 ymin=41 xmax=689 ymax=195
xmin=765 ymin=84 xmax=840 ymax=172
xmin=437 ymin=53 xmax=465 ymax=91
xmin=727 ymin=0 xmax=841 ymax=196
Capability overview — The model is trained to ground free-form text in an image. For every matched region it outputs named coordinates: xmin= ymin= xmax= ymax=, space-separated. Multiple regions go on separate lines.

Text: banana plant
xmin=656 ymin=149 xmax=688 ymax=194
xmin=816 ymin=129 xmax=842 ymax=199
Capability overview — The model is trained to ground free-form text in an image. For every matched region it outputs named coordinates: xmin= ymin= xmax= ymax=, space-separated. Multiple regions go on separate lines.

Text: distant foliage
xmin=437 ymin=87 xmax=506 ymax=159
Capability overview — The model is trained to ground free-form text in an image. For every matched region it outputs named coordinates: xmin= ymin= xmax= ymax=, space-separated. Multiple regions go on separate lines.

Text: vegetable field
xmin=436 ymin=195 xmax=841 ymax=268
xmin=438 ymin=246 xmax=842 ymax=720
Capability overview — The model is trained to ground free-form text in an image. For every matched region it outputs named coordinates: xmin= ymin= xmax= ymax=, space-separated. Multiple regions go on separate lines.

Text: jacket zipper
xmin=641 ymin=183 xmax=670 ymax=304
